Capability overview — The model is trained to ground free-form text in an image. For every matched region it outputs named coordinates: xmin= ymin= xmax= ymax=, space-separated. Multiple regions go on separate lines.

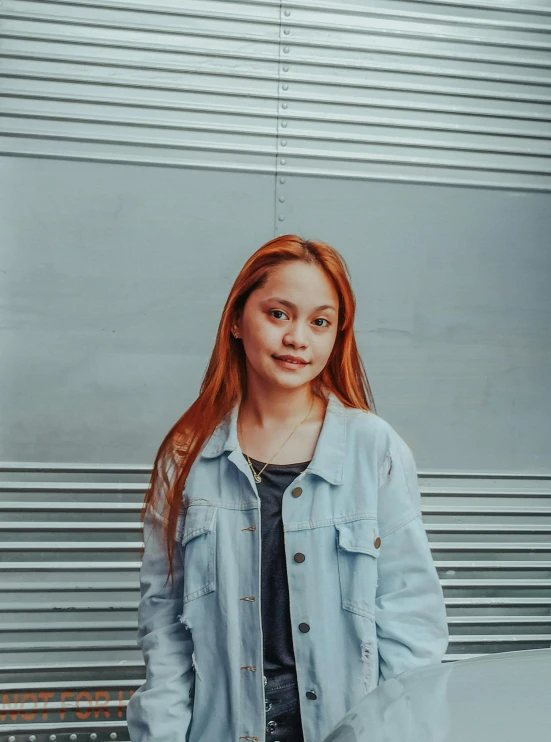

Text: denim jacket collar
xmin=200 ymin=390 xmax=347 ymax=485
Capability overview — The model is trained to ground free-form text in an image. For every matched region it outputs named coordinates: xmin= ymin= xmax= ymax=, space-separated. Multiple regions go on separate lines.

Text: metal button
xmin=299 ymin=622 xmax=310 ymax=632
xmin=374 ymin=536 xmax=381 ymax=549
xmin=291 ymin=487 xmax=302 ymax=497
xmin=294 ymin=552 xmax=305 ymax=563
xmin=306 ymin=690 xmax=317 ymax=700
xmin=267 ymin=720 xmax=278 ymax=732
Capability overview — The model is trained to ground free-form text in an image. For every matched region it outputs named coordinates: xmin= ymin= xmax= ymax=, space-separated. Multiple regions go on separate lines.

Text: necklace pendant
xmin=254 ymin=475 xmax=262 ymax=483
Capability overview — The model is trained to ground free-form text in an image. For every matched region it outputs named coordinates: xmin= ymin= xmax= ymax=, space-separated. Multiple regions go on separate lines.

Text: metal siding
xmin=1 ymin=0 xmax=550 ymax=739
xmin=272 ymin=0 xmax=551 ymax=190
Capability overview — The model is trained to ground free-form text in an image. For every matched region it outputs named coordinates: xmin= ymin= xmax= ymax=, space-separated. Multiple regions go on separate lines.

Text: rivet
xmin=281 ymin=121 xmax=287 ymax=128
xmin=278 ymin=215 xmax=285 ymax=221
xmin=282 ymin=84 xmax=288 ymax=91
xmin=283 ymin=28 xmax=290 ymax=35
xmin=284 ymin=9 xmax=291 ymax=16
xmin=279 ymin=196 xmax=285 ymax=202
xmin=282 ymin=103 xmax=288 ymax=109
xmin=283 ymin=46 xmax=290 ymax=53
xmin=281 ymin=141 xmax=287 ymax=147
xmin=280 ymin=159 xmax=286 ymax=165
xmin=29 ymin=737 xmax=37 ymax=742
xmin=70 ymin=735 xmax=77 ymax=741
xmin=283 ymin=65 xmax=289 ymax=72
xmin=279 ymin=177 xmax=286 ymax=183
xmin=9 ymin=737 xmax=16 ymax=742
xmin=50 ymin=736 xmax=57 ymax=741
xmin=110 ymin=735 xmax=118 ymax=740
xmin=90 ymin=735 xmax=98 ymax=741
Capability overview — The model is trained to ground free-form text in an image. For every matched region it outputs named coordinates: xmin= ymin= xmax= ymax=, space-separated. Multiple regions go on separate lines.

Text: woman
xmin=126 ymin=235 xmax=449 ymax=742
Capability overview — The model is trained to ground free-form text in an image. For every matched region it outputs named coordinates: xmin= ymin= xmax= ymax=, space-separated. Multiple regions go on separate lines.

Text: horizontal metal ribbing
xmin=4 ymin=110 xmax=551 ymax=160
xmin=0 ymin=639 xmax=140 ymax=651
xmin=16 ymin=0 xmax=551 ymax=29
xmin=427 ymin=524 xmax=551 ymax=532
xmin=395 ymin=0 xmax=551 ymax=17
xmin=424 ymin=505 xmax=551 ymax=514
xmin=448 ymin=634 xmax=551 ymax=643
xmin=0 ymin=621 xmax=137 ymax=632
xmin=0 ymin=523 xmax=141 ymax=531
xmin=4 ymin=69 xmax=551 ymax=125
xmin=0 ymin=462 xmax=151 ymax=474
xmin=0 ymin=602 xmax=138 ymax=611
xmin=435 ymin=561 xmax=551 ymax=569
xmin=0 ymin=660 xmax=143 ymax=672
xmin=0 ymin=583 xmax=138 ymax=592
xmin=5 ymin=4 xmax=551 ymax=54
xmin=431 ymin=543 xmax=551 ymax=551
xmin=3 ymin=43 xmax=550 ymax=105
xmin=0 ymin=503 xmax=141 ymax=511
xmin=4 ymin=37 xmax=551 ymax=85
xmin=441 ymin=578 xmax=551 ymax=587
xmin=421 ymin=487 xmax=551 ymax=496
xmin=3 ymin=90 xmax=551 ymax=142
xmin=0 ymin=481 xmax=146 ymax=492
xmin=4 ymin=129 xmax=551 ymax=177
xmin=3 ymin=463 xmax=550 ymax=479
xmin=447 ymin=616 xmax=551 ymax=625
xmin=0 ymin=720 xmax=129 ymax=734
xmin=0 ymin=542 xmax=142 ymax=551
xmin=0 ymin=561 xmax=140 ymax=570
xmin=0 ymin=503 xmax=142 ymax=512
xmin=445 ymin=597 xmax=551 ymax=606
xmin=2 ymin=678 xmax=142 ymax=691
xmin=1 ymin=149 xmax=549 ymax=192
xmin=287 ymin=0 xmax=551 ymax=31
xmin=3 ymin=699 xmax=130 ymax=714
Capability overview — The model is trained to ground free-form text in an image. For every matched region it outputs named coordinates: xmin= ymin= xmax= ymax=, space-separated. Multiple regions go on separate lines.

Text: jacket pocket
xmin=335 ymin=518 xmax=380 ymax=620
xmin=181 ymin=503 xmax=217 ymax=603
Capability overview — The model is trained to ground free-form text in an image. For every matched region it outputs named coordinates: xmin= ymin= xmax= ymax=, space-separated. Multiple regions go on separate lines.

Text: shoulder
xmin=341 ymin=406 xmax=415 ymax=483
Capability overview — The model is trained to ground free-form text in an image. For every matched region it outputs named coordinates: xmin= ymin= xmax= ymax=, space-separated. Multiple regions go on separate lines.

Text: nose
xmin=283 ymin=322 xmax=308 ymax=349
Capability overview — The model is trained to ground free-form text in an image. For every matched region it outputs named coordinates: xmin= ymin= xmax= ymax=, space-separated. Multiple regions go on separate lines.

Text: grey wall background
xmin=0 ymin=0 xmax=550 ymax=738
xmin=1 ymin=0 xmax=550 ymax=471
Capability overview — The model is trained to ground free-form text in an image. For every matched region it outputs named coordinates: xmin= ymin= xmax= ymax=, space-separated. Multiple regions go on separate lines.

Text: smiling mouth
xmin=274 ymin=356 xmax=308 ymax=365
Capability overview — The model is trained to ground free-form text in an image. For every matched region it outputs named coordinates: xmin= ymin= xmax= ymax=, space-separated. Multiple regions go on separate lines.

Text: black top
xmin=243 ymin=454 xmax=311 ymax=675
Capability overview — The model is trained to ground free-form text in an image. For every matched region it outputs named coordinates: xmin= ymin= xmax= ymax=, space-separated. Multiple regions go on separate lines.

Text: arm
xmin=126 ymin=500 xmax=195 ymax=742
xmin=375 ymin=432 xmax=449 ymax=681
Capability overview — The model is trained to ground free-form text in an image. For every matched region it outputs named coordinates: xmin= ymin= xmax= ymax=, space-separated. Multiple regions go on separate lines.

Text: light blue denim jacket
xmin=126 ymin=391 xmax=449 ymax=742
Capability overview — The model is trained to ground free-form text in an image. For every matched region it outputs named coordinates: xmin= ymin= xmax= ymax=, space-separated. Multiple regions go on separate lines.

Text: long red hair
xmin=142 ymin=234 xmax=377 ymax=586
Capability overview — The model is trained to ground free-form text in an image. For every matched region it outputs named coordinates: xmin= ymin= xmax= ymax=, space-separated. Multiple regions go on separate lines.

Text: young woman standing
xmin=126 ymin=235 xmax=449 ymax=742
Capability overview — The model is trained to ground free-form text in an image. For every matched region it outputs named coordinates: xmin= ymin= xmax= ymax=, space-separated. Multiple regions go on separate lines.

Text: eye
xmin=313 ymin=318 xmax=330 ymax=327
xmin=270 ymin=309 xmax=289 ymax=320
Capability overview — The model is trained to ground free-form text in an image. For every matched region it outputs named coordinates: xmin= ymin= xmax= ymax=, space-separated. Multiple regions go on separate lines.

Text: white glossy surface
xmin=323 ymin=649 xmax=551 ymax=742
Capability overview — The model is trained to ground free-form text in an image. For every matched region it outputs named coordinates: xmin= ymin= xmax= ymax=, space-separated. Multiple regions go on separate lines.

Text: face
xmin=233 ymin=261 xmax=339 ymax=393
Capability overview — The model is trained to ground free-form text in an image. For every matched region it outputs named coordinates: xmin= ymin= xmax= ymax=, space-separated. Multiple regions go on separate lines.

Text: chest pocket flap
xmin=181 ymin=503 xmax=217 ymax=603
xmin=335 ymin=518 xmax=380 ymax=620
xmin=335 ymin=518 xmax=381 ymax=557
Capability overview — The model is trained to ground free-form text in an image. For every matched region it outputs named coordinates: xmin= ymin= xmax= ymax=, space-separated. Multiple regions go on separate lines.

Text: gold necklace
xmin=239 ymin=397 xmax=315 ymax=483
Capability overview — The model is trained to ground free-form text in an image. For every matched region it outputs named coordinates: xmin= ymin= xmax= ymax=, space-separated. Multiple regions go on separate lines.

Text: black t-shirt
xmin=243 ymin=454 xmax=311 ymax=675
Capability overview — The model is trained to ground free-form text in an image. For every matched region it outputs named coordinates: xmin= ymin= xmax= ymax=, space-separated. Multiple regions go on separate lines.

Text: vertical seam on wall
xmin=274 ymin=1 xmax=287 ymax=237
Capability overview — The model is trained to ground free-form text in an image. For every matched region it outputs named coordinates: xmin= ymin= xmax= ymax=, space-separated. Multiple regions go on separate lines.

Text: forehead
xmin=257 ymin=261 xmax=338 ymax=301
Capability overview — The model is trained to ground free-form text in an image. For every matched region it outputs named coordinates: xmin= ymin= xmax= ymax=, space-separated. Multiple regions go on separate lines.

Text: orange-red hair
xmin=142 ymin=234 xmax=377 ymax=586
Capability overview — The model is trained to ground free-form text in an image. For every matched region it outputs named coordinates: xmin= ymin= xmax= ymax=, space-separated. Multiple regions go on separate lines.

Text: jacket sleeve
xmin=126 ymin=499 xmax=195 ymax=742
xmin=374 ymin=431 xmax=449 ymax=682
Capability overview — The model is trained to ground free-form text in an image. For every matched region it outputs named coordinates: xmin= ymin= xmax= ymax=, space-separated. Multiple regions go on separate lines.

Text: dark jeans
xmin=263 ymin=670 xmax=305 ymax=742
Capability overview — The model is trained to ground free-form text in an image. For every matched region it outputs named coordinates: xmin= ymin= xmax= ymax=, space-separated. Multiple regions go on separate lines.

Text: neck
xmin=240 ymin=380 xmax=317 ymax=430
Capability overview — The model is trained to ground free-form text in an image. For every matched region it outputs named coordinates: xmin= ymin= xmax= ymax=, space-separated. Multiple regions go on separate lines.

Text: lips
xmin=274 ymin=355 xmax=308 ymax=365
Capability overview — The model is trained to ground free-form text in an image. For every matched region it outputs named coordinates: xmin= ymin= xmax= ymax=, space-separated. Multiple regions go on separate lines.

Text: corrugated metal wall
xmin=1 ymin=0 xmax=550 ymax=739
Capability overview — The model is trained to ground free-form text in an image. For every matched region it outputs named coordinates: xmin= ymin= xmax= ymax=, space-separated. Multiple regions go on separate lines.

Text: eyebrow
xmin=264 ymin=297 xmax=338 ymax=314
